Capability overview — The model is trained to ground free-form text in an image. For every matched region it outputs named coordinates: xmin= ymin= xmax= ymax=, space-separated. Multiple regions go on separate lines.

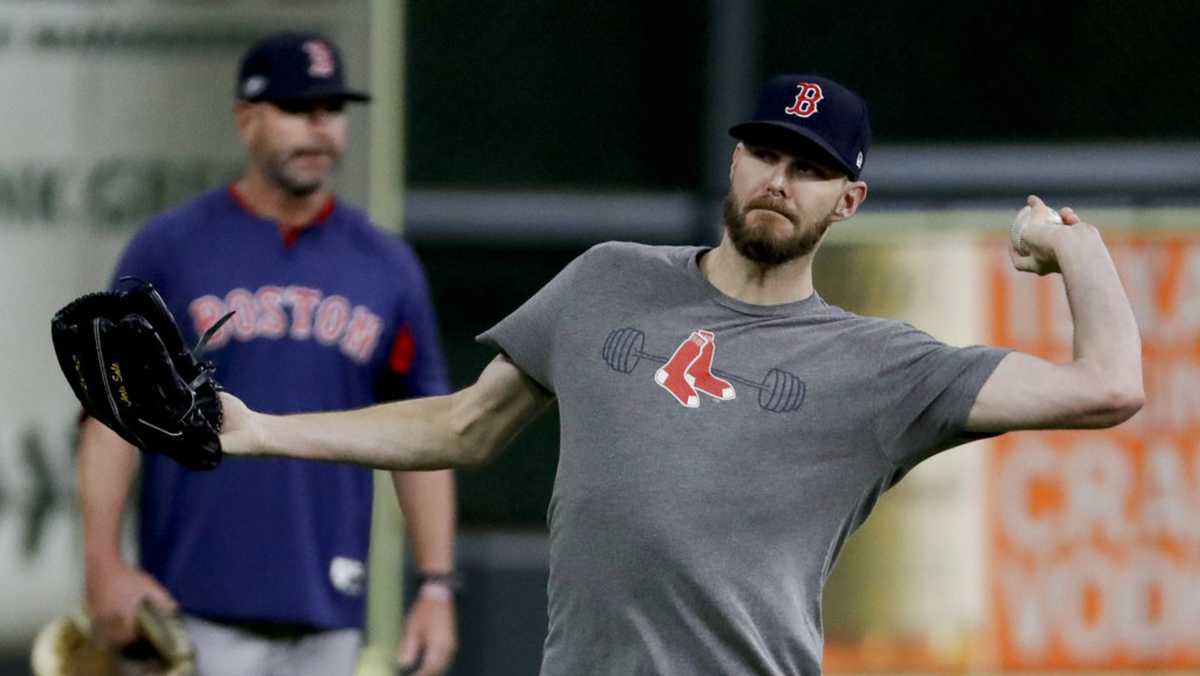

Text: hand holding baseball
xmin=1009 ymin=194 xmax=1077 ymax=276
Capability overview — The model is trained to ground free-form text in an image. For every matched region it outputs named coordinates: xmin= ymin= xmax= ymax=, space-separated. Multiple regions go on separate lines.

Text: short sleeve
xmin=376 ymin=249 xmax=452 ymax=401
xmin=475 ymin=248 xmax=597 ymax=393
xmin=873 ymin=325 xmax=1009 ymax=471
xmin=110 ymin=221 xmax=169 ymax=291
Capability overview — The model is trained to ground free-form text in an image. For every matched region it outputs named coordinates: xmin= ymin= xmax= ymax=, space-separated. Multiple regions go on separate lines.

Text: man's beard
xmin=722 ymin=192 xmax=834 ymax=266
xmin=263 ymin=146 xmax=339 ymax=197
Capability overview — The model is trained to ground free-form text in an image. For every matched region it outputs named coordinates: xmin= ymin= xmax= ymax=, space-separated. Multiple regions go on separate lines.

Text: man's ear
xmin=233 ymin=102 xmax=258 ymax=146
xmin=729 ymin=142 xmax=745 ymax=183
xmin=831 ymin=181 xmax=868 ymax=222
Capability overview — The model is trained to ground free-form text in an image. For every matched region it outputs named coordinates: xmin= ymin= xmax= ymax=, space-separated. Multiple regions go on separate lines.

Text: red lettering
xmin=302 ymin=40 xmax=336 ymax=77
xmin=225 ymin=289 xmax=258 ymax=341
xmin=784 ymin=82 xmax=824 ymax=119
xmin=314 ymin=295 xmax=351 ymax=345
xmin=287 ymin=286 xmax=323 ymax=339
xmin=256 ymin=286 xmax=287 ymax=338
xmin=342 ymin=307 xmax=384 ymax=362
xmin=188 ymin=295 xmax=230 ymax=348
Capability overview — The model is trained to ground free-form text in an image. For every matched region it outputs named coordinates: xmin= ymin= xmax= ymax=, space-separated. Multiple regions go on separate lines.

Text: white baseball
xmin=1010 ymin=204 xmax=1063 ymax=256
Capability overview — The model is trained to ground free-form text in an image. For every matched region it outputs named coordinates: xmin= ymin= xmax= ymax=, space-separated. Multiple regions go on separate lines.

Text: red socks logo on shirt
xmin=654 ymin=330 xmax=736 ymax=408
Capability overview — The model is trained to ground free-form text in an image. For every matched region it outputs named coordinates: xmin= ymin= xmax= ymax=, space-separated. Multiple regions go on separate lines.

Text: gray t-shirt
xmin=478 ymin=242 xmax=1008 ymax=675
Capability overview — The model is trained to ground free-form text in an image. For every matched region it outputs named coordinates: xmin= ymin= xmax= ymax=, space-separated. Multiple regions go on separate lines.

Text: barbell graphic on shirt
xmin=600 ymin=328 xmax=806 ymax=413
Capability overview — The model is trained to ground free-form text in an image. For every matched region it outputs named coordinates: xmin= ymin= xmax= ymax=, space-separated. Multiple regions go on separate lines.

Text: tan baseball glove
xmin=31 ymin=600 xmax=196 ymax=676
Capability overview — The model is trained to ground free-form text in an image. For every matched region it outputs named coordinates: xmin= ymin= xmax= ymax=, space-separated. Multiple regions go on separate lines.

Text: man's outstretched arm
xmin=967 ymin=196 xmax=1144 ymax=433
xmin=220 ymin=354 xmax=553 ymax=469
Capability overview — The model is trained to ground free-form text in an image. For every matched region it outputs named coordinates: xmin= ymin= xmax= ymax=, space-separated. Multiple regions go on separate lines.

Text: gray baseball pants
xmin=182 ymin=614 xmax=362 ymax=676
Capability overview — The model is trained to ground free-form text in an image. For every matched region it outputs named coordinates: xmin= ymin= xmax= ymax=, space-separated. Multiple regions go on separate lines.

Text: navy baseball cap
xmin=237 ymin=31 xmax=371 ymax=104
xmin=730 ymin=74 xmax=871 ymax=180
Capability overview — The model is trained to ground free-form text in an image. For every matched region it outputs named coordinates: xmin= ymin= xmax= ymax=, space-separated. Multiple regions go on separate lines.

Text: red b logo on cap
xmin=784 ymin=82 xmax=824 ymax=118
xmin=302 ymin=40 xmax=336 ymax=78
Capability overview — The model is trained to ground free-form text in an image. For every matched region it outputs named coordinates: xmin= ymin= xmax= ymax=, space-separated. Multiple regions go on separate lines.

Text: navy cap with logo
xmin=237 ymin=31 xmax=371 ymax=104
xmin=730 ymin=74 xmax=870 ymax=180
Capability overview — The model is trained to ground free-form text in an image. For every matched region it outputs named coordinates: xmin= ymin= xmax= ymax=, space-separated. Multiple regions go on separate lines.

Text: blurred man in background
xmin=77 ymin=31 xmax=458 ymax=676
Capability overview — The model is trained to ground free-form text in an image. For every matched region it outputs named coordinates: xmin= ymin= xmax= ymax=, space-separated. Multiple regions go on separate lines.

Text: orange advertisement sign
xmin=986 ymin=235 xmax=1200 ymax=669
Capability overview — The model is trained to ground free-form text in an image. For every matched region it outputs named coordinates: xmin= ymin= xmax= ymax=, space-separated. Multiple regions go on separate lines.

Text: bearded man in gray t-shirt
xmin=213 ymin=75 xmax=1144 ymax=675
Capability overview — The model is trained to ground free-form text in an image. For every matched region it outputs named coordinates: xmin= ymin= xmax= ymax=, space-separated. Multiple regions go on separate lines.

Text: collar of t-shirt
xmin=688 ymin=247 xmax=826 ymax=317
xmin=226 ymin=183 xmax=337 ymax=248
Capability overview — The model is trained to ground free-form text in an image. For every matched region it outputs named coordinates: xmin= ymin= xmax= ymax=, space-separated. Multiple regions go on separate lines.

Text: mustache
xmin=743 ymin=196 xmax=797 ymax=221
xmin=287 ymin=146 xmax=337 ymax=160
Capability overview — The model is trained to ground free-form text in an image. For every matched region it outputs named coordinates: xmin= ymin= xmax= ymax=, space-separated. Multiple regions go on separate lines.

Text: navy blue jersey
xmin=111 ymin=186 xmax=450 ymax=630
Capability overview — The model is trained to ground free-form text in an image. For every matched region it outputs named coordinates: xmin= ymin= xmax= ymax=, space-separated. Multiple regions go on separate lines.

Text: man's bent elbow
xmin=1090 ymin=384 xmax=1145 ymax=428
xmin=1111 ymin=388 xmax=1145 ymax=424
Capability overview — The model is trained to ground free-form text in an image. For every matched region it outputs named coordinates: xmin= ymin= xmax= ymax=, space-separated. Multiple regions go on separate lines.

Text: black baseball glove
xmin=50 ymin=279 xmax=232 ymax=471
